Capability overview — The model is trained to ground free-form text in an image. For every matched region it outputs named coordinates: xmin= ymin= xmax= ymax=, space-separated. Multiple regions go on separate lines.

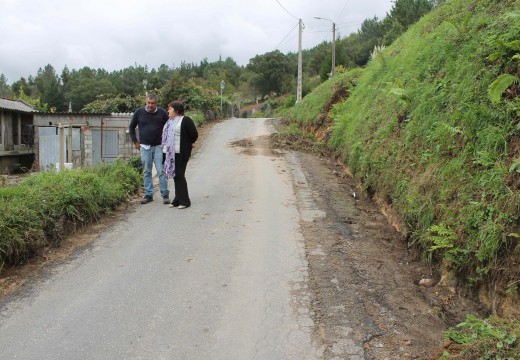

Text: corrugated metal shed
xmin=0 ymin=97 xmax=37 ymax=112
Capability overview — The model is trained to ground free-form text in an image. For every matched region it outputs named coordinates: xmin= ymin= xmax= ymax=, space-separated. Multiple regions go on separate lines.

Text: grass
xmin=0 ymin=159 xmax=141 ymax=272
xmin=283 ymin=0 xmax=519 ymax=295
xmin=278 ymin=0 xmax=520 ymax=353
xmin=442 ymin=314 xmax=520 ymax=359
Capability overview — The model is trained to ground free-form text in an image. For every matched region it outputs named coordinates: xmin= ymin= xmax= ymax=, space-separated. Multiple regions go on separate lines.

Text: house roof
xmin=0 ymin=97 xmax=37 ymax=113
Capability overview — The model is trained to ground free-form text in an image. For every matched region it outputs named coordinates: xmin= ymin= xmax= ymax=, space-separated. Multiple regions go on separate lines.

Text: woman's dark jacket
xmin=179 ymin=116 xmax=198 ymax=161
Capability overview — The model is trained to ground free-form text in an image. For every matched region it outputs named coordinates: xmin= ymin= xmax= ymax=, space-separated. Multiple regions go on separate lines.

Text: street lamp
xmin=220 ymin=80 xmax=225 ymax=115
xmin=143 ymin=79 xmax=148 ymax=96
xmin=314 ymin=16 xmax=336 ymax=77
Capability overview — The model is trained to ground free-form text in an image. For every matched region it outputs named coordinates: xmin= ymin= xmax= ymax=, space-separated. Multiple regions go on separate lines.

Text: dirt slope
xmin=271 ymin=127 xmax=486 ymax=359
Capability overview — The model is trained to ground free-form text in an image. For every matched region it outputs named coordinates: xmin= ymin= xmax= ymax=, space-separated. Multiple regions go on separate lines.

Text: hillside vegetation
xmin=280 ymin=0 xmax=519 ymax=320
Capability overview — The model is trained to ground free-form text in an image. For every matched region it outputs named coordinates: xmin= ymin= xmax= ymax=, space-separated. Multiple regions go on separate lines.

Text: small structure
xmin=0 ymin=97 xmax=37 ymax=174
xmin=0 ymin=97 xmax=138 ymax=174
xmin=33 ymin=112 xmax=137 ymax=171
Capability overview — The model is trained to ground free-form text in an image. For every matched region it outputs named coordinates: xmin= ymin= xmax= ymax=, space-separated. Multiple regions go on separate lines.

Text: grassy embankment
xmin=279 ymin=0 xmax=519 ymax=357
xmin=0 ymin=159 xmax=141 ymax=272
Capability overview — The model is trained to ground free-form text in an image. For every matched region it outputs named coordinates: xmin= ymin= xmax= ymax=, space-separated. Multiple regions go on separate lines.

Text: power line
xmin=310 ymin=20 xmax=362 ymax=34
xmin=336 ymin=0 xmax=350 ymax=22
xmin=275 ymin=21 xmax=300 ymax=49
xmin=278 ymin=33 xmax=299 ymax=49
xmin=274 ymin=0 xmax=299 ymax=20
xmin=336 ymin=20 xmax=363 ymax=26
xmin=337 ymin=22 xmax=363 ymax=30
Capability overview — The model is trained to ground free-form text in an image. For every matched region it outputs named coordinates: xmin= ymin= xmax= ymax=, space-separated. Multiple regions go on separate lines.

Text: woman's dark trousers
xmin=173 ymin=153 xmax=190 ymax=207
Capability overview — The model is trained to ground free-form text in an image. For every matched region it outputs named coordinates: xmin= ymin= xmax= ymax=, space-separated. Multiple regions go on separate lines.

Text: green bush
xmin=0 ymin=160 xmax=141 ymax=271
xmin=442 ymin=314 xmax=520 ymax=359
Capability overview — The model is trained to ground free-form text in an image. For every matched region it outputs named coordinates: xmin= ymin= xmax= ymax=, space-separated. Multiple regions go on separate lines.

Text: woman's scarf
xmin=162 ymin=116 xmax=181 ymax=179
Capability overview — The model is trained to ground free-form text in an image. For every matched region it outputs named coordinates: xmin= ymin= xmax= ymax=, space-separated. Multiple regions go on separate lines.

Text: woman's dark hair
xmin=168 ymin=100 xmax=185 ymax=115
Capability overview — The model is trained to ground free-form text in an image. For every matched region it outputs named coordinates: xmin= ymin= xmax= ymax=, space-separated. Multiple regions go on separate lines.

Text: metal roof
xmin=0 ymin=97 xmax=37 ymax=113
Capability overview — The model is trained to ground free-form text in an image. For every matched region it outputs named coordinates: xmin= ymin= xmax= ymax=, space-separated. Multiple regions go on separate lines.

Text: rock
xmin=419 ymin=278 xmax=435 ymax=287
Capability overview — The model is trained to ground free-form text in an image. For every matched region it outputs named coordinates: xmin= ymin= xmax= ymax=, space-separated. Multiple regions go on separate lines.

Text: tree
xmin=0 ymin=74 xmax=12 ymax=97
xmin=34 ymin=64 xmax=64 ymax=111
xmin=305 ymin=43 xmax=329 ymax=77
xmin=160 ymin=74 xmax=218 ymax=113
xmin=107 ymin=65 xmax=149 ymax=96
xmin=63 ymin=67 xmax=117 ymax=111
xmin=237 ymin=70 xmax=257 ymax=103
xmin=15 ymin=87 xmax=48 ymax=112
xmin=147 ymin=64 xmax=174 ymax=91
xmin=246 ymin=50 xmax=291 ymax=97
xmin=355 ymin=17 xmax=385 ymax=66
xmin=387 ymin=0 xmax=434 ymax=29
xmin=381 ymin=18 xmax=406 ymax=45
xmin=81 ymin=93 xmax=143 ymax=113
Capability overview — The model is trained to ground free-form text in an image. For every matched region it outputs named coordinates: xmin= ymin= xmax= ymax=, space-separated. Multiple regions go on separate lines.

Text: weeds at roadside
xmin=0 ymin=159 xmax=141 ymax=273
xmin=441 ymin=314 xmax=519 ymax=359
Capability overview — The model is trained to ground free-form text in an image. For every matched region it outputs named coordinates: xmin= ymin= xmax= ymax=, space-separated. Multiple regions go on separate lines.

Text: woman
xmin=162 ymin=100 xmax=198 ymax=209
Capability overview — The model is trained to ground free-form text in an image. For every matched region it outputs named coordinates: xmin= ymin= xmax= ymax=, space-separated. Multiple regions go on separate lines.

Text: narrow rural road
xmin=0 ymin=118 xmax=324 ymax=359
xmin=1 ymin=117 xmax=471 ymax=359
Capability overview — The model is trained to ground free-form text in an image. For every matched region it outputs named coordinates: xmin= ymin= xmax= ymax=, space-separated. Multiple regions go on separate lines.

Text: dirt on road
xmin=0 ymin=118 xmax=485 ymax=359
xmin=268 ymin=123 xmax=486 ymax=359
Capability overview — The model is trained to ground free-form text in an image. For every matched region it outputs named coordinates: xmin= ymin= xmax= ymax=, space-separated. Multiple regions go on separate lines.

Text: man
xmin=129 ymin=94 xmax=170 ymax=204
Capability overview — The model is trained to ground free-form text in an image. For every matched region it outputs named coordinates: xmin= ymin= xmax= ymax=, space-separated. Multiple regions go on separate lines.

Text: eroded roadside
xmin=269 ymin=123 xmax=486 ymax=359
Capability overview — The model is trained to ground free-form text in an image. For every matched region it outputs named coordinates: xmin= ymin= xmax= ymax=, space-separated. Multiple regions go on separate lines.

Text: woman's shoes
xmin=169 ymin=203 xmax=189 ymax=209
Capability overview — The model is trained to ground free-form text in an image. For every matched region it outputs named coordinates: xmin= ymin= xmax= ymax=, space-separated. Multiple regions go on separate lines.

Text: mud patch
xmin=229 ymin=135 xmax=282 ymax=157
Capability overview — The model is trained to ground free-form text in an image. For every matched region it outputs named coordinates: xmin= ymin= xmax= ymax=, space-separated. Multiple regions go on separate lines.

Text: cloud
xmin=0 ymin=0 xmax=394 ymax=83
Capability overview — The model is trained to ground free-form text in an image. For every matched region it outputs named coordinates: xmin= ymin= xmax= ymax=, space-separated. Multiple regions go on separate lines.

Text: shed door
xmin=39 ymin=127 xmax=81 ymax=171
xmin=92 ymin=130 xmax=119 ymax=164
xmin=39 ymin=127 xmax=60 ymax=171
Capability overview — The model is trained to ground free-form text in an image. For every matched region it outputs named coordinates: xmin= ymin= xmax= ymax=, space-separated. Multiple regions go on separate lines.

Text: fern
xmin=427 ymin=224 xmax=458 ymax=251
xmin=449 ymin=13 xmax=472 ymax=35
xmin=506 ymin=40 xmax=520 ymax=51
xmin=509 ymin=158 xmax=520 ymax=174
xmin=388 ymin=78 xmax=411 ymax=105
xmin=425 ymin=224 xmax=466 ymax=264
xmin=438 ymin=122 xmax=463 ymax=136
xmin=488 ymin=74 xmax=519 ymax=104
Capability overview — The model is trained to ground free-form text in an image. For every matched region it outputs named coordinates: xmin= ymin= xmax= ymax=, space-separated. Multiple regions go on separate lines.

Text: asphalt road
xmin=0 ymin=118 xmax=324 ymax=360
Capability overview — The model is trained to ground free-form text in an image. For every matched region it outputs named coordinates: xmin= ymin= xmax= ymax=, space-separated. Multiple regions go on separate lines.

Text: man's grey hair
xmin=146 ymin=94 xmax=158 ymax=102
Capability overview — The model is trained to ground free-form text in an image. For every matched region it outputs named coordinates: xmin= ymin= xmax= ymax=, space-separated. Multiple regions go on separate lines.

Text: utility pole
xmin=331 ymin=21 xmax=336 ymax=77
xmin=314 ymin=16 xmax=336 ymax=77
xmin=58 ymin=123 xmax=65 ymax=171
xmin=220 ymin=80 xmax=225 ymax=116
xmin=143 ymin=79 xmax=148 ymax=96
xmin=297 ymin=19 xmax=303 ymax=103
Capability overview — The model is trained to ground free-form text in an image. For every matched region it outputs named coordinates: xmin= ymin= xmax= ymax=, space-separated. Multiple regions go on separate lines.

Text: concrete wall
xmin=33 ymin=113 xmax=137 ymax=171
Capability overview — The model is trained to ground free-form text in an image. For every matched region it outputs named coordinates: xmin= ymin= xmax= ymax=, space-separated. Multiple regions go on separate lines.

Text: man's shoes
xmin=168 ymin=203 xmax=178 ymax=208
xmin=162 ymin=195 xmax=170 ymax=204
xmin=140 ymin=195 xmax=153 ymax=204
xmin=177 ymin=205 xmax=189 ymax=209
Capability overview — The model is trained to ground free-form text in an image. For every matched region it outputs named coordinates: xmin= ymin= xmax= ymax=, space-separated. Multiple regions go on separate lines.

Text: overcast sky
xmin=0 ymin=0 xmax=394 ymax=84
